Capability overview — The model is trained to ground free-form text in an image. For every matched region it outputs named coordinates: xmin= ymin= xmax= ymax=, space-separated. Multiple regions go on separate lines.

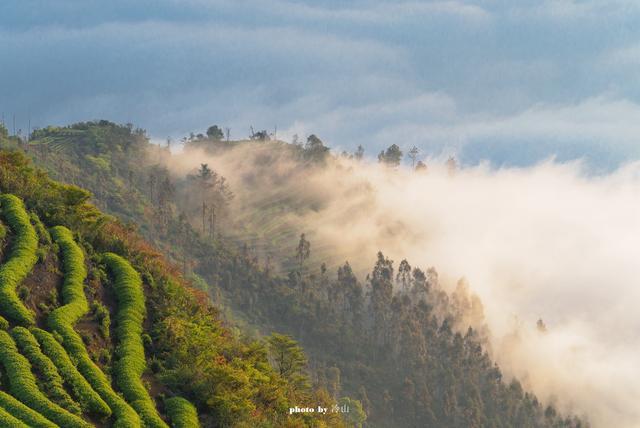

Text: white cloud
xmin=349 ymin=95 xmax=640 ymax=164
xmin=176 ymin=0 xmax=491 ymax=24
xmin=506 ymin=0 xmax=640 ymax=21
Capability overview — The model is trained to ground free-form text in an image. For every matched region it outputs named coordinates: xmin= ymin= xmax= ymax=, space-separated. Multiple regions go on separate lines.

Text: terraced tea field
xmin=0 ymin=194 xmax=199 ymax=427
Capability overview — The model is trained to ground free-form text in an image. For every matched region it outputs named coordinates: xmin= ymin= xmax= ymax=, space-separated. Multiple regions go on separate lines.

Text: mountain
xmin=0 ymin=121 xmax=587 ymax=427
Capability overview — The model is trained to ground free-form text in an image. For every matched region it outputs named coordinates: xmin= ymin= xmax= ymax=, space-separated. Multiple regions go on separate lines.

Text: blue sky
xmin=2 ymin=0 xmax=640 ymax=167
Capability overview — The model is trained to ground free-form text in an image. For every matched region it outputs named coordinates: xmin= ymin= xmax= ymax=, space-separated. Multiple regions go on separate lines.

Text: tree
xmin=397 ymin=259 xmax=412 ymax=292
xmin=208 ymin=205 xmax=216 ymax=239
xmin=250 ymin=128 xmax=270 ymax=141
xmin=185 ymin=164 xmax=233 ymax=236
xmin=326 ymin=367 xmax=341 ymax=398
xmin=369 ymin=252 xmax=394 ymax=347
xmin=267 ymin=333 xmax=310 ymax=391
xmin=206 ymin=125 xmax=224 ymax=141
xmin=357 ymin=385 xmax=371 ymax=417
xmin=339 ymin=397 xmax=367 ymax=428
xmin=354 ymin=145 xmax=365 ymax=161
xmin=407 ymin=146 xmax=419 ymax=168
xmin=190 ymin=164 xmax=215 ymax=233
xmin=415 ymin=381 xmax=436 ymax=426
xmin=304 ymin=134 xmax=329 ymax=162
xmin=147 ymin=170 xmax=158 ymax=202
xmin=378 ymin=144 xmax=403 ymax=167
xmin=296 ymin=233 xmax=311 ymax=268
xmin=157 ymin=176 xmax=175 ymax=228
xmin=382 ymin=389 xmax=394 ymax=418
xmin=447 ymin=156 xmax=457 ymax=175
xmin=195 ymin=163 xmax=213 ymax=183
xmin=536 ymin=318 xmax=547 ymax=333
xmin=415 ymin=160 xmax=427 ymax=172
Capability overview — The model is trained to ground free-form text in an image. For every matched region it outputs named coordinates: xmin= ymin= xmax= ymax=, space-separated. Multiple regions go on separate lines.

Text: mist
xmin=164 ymin=142 xmax=640 ymax=427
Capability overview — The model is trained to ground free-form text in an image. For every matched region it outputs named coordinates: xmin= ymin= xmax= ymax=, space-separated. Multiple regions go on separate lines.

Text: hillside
xmin=0 ymin=146 xmax=351 ymax=427
xmin=1 ymin=122 xmax=588 ymax=427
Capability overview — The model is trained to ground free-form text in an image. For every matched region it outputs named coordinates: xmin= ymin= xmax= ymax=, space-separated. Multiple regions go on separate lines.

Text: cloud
xmin=502 ymin=0 xmax=640 ymax=21
xmin=0 ymin=19 xmax=408 ymax=137
xmin=275 ymin=1 xmax=492 ymax=24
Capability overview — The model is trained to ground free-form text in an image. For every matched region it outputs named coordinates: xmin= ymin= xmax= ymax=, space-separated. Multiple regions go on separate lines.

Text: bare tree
xmin=408 ymin=146 xmax=419 ymax=168
xmin=296 ymin=233 xmax=311 ymax=268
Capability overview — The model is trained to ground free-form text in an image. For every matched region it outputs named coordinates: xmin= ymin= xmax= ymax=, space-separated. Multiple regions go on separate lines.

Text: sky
xmin=2 ymin=0 xmax=640 ymax=167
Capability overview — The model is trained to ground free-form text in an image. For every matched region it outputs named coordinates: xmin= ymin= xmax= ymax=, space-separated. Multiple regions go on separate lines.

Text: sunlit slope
xmin=0 ymin=194 xmax=199 ymax=428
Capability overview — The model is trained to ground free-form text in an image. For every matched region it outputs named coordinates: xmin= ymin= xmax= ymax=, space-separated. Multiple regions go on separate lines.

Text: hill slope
xmin=1 ymin=122 xmax=588 ymax=427
xmin=0 ymin=148 xmax=350 ymax=427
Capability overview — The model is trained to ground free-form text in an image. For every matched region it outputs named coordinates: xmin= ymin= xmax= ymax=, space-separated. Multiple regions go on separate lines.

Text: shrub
xmin=0 ymin=194 xmax=38 ymax=325
xmin=36 ymin=247 xmax=48 ymax=264
xmin=49 ymin=227 xmax=140 ymax=427
xmin=29 ymin=212 xmax=51 ymax=246
xmin=11 ymin=327 xmax=82 ymax=415
xmin=103 ymin=252 xmax=168 ymax=428
xmin=97 ymin=348 xmax=111 ymax=366
xmin=0 ymin=315 xmax=9 ymax=330
xmin=17 ymin=286 xmax=29 ymax=301
xmin=0 ymin=330 xmax=91 ymax=427
xmin=91 ymin=301 xmax=111 ymax=339
xmin=0 ymin=390 xmax=57 ymax=428
xmin=31 ymin=327 xmax=110 ymax=417
xmin=49 ymin=226 xmax=88 ymax=327
xmin=0 ymin=408 xmax=29 ymax=428
xmin=0 ymin=405 xmax=29 ymax=428
xmin=165 ymin=397 xmax=200 ymax=428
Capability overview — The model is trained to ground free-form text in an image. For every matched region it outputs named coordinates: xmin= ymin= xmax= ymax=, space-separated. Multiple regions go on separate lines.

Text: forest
xmin=0 ymin=120 xmax=588 ymax=427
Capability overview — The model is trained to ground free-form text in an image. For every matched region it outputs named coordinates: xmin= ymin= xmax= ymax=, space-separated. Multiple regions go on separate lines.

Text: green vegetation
xmin=0 ymin=194 xmax=38 ymax=325
xmin=0 ymin=405 xmax=29 ymax=428
xmin=11 ymin=327 xmax=81 ymax=414
xmin=48 ymin=226 xmax=88 ymax=328
xmin=103 ymin=252 xmax=168 ymax=428
xmin=0 ymin=316 xmax=9 ymax=330
xmin=49 ymin=226 xmax=138 ymax=426
xmin=0 ymin=330 xmax=90 ymax=427
xmin=267 ymin=333 xmax=310 ymax=391
xmin=164 ymin=397 xmax=199 ymax=428
xmin=30 ymin=328 xmax=108 ymax=417
xmin=91 ymin=301 xmax=110 ymax=339
xmin=30 ymin=212 xmax=52 ymax=247
xmin=0 ymin=390 xmax=57 ymax=428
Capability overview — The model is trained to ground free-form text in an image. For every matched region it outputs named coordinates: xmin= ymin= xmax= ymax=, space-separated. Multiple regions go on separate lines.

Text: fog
xmin=166 ymin=142 xmax=640 ymax=427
